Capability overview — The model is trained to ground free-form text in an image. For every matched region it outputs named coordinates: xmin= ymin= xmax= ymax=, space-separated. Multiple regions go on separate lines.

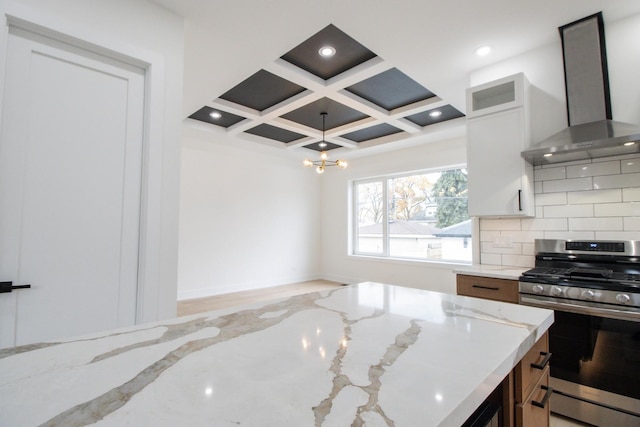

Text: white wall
xmin=178 ymin=127 xmax=322 ymax=300
xmin=471 ymin=13 xmax=640 ymax=268
xmin=0 ymin=0 xmax=184 ymax=320
xmin=319 ymin=137 xmax=468 ymax=295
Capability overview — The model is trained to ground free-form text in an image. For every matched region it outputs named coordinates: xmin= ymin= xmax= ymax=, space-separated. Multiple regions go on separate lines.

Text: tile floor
xmin=178 ymin=280 xmax=591 ymax=427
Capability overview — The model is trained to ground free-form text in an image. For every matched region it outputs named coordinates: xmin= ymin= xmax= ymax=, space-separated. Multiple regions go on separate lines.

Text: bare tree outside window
xmin=390 ymin=175 xmax=433 ymax=221
xmin=356 ymin=181 xmax=384 ymax=254
xmin=357 ymin=181 xmax=384 ymax=225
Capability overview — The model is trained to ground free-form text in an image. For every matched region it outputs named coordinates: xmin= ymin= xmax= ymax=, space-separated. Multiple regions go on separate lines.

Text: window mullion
xmin=382 ymin=178 xmax=390 ymax=257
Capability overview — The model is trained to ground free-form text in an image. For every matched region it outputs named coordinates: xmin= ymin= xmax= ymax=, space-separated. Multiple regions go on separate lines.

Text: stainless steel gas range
xmin=519 ymin=239 xmax=640 ymax=427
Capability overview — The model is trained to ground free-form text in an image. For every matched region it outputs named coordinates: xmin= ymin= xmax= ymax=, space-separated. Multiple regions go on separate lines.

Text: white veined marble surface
xmin=0 ymin=282 xmax=553 ymax=427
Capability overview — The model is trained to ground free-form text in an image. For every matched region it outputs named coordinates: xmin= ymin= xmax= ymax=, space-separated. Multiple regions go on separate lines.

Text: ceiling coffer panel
xmin=245 ymin=124 xmax=306 ymax=143
xmin=281 ymin=24 xmax=377 ymax=80
xmin=304 ymin=141 xmax=343 ymax=152
xmin=281 ymin=97 xmax=368 ymax=130
xmin=341 ymin=123 xmax=404 ymax=143
xmin=219 ymin=69 xmax=306 ymax=112
xmin=189 ymin=106 xmax=246 ymax=128
xmin=345 ymin=68 xmax=436 ymax=111
xmin=405 ymin=105 xmax=465 ymax=127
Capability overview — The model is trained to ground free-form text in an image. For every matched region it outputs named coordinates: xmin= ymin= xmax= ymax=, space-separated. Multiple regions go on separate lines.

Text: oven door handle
xmin=519 ymin=295 xmax=640 ymax=322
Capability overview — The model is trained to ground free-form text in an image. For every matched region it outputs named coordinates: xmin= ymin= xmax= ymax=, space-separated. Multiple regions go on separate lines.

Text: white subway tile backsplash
xmin=535 ymin=192 xmax=568 ymax=206
xmin=624 ymin=217 xmax=640 ymax=231
xmin=593 ymin=173 xmax=640 ymax=190
xmin=567 ymin=189 xmax=622 ymax=204
xmin=541 ymin=159 xmax=590 ymax=167
xmin=480 ymin=218 xmax=521 ymax=231
xmin=569 ymin=217 xmax=623 ymax=231
xmin=522 ymin=242 xmax=535 ymax=256
xmin=534 ymin=181 xmax=543 ymax=194
xmin=521 ymin=218 xmax=568 ymax=231
xmin=501 ymin=254 xmax=534 ymax=268
xmin=535 ymin=166 xmax=566 ymax=182
xmin=594 ymin=202 xmax=640 ymax=217
xmin=593 ymin=153 xmax=640 ymax=163
xmin=543 ymin=177 xmax=592 ymax=193
xmin=543 ymin=204 xmax=594 ymax=218
xmin=480 ymin=241 xmax=522 ymax=255
xmin=506 ymin=230 xmax=545 ymax=242
xmin=621 ymin=158 xmax=640 ymax=173
xmin=480 ymin=253 xmax=501 ymax=265
xmin=595 ymin=231 xmax=640 ymax=240
xmin=543 ymin=231 xmax=596 ymax=240
xmin=623 ymin=187 xmax=640 ymax=202
xmin=566 ymin=161 xmax=620 ymax=178
xmin=480 ymin=230 xmax=502 ymax=242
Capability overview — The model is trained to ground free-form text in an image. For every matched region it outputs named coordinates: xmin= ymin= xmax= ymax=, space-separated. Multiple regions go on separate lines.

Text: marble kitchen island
xmin=0 ymin=282 xmax=553 ymax=426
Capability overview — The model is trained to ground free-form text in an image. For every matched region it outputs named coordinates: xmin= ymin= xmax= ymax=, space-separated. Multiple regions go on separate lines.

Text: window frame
xmin=352 ymin=177 xmax=389 ymax=257
xmin=351 ymin=166 xmax=472 ymax=265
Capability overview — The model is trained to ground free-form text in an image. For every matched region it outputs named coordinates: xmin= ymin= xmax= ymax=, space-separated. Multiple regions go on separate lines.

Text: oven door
xmin=520 ymin=294 xmax=640 ymax=426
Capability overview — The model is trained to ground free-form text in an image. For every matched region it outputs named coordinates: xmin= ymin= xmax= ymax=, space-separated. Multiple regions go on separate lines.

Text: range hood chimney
xmin=521 ymin=12 xmax=640 ymax=165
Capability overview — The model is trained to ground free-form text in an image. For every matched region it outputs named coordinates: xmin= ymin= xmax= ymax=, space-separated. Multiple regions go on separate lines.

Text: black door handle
xmin=518 ymin=189 xmax=523 ymax=211
xmin=532 ymin=385 xmax=553 ymax=409
xmin=0 ymin=281 xmax=31 ymax=293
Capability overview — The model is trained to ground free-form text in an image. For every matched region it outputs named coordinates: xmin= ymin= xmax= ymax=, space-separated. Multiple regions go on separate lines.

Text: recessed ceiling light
xmin=429 ymin=110 xmax=443 ymax=118
xmin=319 ymin=46 xmax=336 ymax=57
xmin=474 ymin=45 xmax=492 ymax=57
xmin=544 ymin=153 xmax=553 ymax=157
xmin=209 ymin=111 xmax=222 ymax=120
xmin=624 ymin=141 xmax=636 ymax=146
xmin=318 ymin=142 xmax=327 ymax=148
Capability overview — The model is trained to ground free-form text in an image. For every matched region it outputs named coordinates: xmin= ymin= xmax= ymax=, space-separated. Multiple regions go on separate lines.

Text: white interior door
xmin=0 ymin=26 xmax=145 ymax=348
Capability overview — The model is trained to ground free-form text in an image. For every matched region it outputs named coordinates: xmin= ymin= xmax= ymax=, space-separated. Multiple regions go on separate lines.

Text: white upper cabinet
xmin=466 ymin=73 xmax=535 ymax=217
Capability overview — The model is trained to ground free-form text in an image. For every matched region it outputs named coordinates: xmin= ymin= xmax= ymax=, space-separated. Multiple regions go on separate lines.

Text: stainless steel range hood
xmin=521 ymin=13 xmax=640 ymax=165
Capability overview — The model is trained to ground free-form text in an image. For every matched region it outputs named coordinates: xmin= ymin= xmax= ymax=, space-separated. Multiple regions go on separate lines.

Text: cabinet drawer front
xmin=516 ymin=367 xmax=550 ymax=427
xmin=456 ymin=275 xmax=519 ymax=303
xmin=515 ymin=333 xmax=550 ymax=402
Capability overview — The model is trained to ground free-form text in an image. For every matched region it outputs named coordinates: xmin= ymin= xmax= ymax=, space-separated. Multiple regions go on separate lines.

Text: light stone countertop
xmin=453 ymin=264 xmax=530 ymax=280
xmin=0 ymin=282 xmax=553 ymax=427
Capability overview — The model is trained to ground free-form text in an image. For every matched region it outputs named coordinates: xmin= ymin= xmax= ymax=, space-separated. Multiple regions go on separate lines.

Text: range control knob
xmin=582 ymin=290 xmax=596 ymax=300
xmin=616 ymin=294 xmax=631 ymax=304
xmin=550 ymin=286 xmax=563 ymax=297
xmin=532 ymin=284 xmax=544 ymax=295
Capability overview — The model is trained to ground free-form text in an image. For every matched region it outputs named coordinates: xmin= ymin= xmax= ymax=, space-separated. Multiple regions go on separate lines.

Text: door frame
xmin=0 ymin=6 xmax=169 ymax=326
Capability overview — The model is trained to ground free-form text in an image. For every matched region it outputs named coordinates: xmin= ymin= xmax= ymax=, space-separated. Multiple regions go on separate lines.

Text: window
xmin=353 ymin=168 xmax=471 ymax=263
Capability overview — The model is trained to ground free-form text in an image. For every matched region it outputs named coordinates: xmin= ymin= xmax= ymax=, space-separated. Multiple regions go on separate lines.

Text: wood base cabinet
xmin=516 ymin=367 xmax=551 ymax=427
xmin=456 ymin=274 xmax=519 ymax=303
xmin=514 ymin=333 xmax=551 ymax=427
xmin=456 ymin=274 xmax=551 ymax=427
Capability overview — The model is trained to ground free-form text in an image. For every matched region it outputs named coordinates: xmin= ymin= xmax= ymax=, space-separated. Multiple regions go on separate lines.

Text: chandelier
xmin=303 ymin=112 xmax=348 ymax=174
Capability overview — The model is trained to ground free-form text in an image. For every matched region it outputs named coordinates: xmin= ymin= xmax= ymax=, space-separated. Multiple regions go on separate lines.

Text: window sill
xmin=348 ymin=254 xmax=472 ymax=269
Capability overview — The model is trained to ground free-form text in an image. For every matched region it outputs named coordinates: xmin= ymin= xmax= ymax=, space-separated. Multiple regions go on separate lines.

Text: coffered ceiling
xmin=150 ymin=0 xmax=640 ymax=158
xmin=188 ymin=24 xmax=464 ymax=153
